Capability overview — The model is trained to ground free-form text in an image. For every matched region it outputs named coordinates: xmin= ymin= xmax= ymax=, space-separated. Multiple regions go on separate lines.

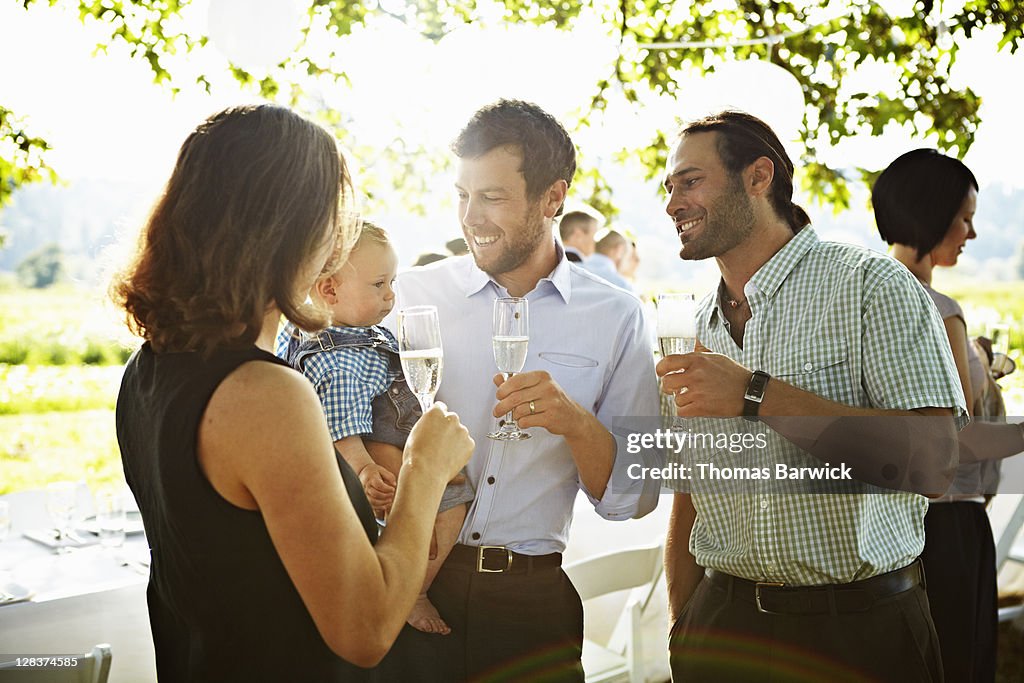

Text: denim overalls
xmin=283 ymin=326 xmax=474 ymax=511
xmin=284 ymin=326 xmax=419 ymax=449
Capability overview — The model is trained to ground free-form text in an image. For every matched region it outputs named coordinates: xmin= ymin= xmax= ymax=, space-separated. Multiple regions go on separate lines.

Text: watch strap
xmin=742 ymin=370 xmax=770 ymax=420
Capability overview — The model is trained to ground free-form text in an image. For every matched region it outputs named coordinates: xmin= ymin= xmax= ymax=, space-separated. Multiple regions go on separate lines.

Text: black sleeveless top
xmin=116 ymin=344 xmax=378 ymax=682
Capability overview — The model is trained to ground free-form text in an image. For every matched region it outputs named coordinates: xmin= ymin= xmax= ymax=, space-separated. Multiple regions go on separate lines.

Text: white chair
xmin=0 ymin=643 xmax=111 ymax=683
xmin=564 ymin=541 xmax=665 ymax=683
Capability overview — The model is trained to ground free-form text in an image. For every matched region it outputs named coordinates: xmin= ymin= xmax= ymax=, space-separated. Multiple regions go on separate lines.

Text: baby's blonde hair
xmin=320 ymin=220 xmax=390 ymax=279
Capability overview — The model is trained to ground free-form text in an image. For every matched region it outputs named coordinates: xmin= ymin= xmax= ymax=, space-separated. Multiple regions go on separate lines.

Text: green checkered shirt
xmin=669 ymin=226 xmax=966 ymax=585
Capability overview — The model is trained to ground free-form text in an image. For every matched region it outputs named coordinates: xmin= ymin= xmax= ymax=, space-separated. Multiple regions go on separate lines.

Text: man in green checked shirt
xmin=657 ymin=111 xmax=967 ymax=682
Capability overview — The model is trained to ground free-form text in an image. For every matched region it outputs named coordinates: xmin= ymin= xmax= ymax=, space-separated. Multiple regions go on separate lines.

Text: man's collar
xmin=709 ymin=225 xmax=816 ymax=322
xmin=749 ymin=224 xmax=816 ymax=300
xmin=460 ymin=240 xmax=572 ymax=303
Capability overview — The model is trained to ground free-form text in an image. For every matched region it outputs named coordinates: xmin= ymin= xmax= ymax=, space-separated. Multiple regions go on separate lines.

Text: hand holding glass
xmin=488 ymin=297 xmax=530 ymax=441
xmin=398 ymin=306 xmax=444 ymax=413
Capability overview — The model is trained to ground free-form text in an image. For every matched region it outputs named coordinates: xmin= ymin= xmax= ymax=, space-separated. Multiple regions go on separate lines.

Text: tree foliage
xmin=3 ymin=0 xmax=1022 ymax=216
xmin=0 ymin=106 xmax=57 ymax=209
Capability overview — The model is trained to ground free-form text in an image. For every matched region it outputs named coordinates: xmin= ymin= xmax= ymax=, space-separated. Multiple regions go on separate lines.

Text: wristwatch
xmin=743 ymin=371 xmax=771 ymax=421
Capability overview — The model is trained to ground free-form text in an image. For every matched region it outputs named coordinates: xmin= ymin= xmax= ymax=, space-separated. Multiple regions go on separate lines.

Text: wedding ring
xmin=529 ymin=400 xmax=536 ymax=415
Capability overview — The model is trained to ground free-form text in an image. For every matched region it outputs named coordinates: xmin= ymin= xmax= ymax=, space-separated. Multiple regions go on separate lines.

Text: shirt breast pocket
xmin=772 ymin=341 xmax=853 ymax=405
xmin=536 ymin=351 xmax=604 ymax=410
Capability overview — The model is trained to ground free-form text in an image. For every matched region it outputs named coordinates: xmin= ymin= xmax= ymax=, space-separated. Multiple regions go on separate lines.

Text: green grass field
xmin=0 ymin=283 xmax=1022 ymax=494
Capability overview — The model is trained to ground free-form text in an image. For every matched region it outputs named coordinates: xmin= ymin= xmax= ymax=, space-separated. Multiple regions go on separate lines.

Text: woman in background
xmin=112 ymin=104 xmax=473 ymax=682
xmin=873 ymin=149 xmax=996 ymax=682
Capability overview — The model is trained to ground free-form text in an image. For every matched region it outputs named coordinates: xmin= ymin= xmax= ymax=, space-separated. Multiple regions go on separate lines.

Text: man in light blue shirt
xmin=378 ymin=99 xmax=660 ymax=683
xmin=581 ymin=229 xmax=633 ymax=291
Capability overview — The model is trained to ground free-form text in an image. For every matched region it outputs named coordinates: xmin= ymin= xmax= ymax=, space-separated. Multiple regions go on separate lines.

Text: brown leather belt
xmin=447 ymin=544 xmax=562 ymax=574
xmin=706 ymin=560 xmax=924 ymax=615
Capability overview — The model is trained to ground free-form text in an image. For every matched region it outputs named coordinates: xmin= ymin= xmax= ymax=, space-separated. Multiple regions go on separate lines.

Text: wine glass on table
xmin=0 ymin=500 xmax=10 ymax=543
xmin=657 ymin=293 xmax=697 ymax=431
xmin=398 ymin=306 xmax=444 ymax=414
xmin=45 ymin=481 xmax=77 ymax=554
xmin=488 ymin=297 xmax=530 ymax=441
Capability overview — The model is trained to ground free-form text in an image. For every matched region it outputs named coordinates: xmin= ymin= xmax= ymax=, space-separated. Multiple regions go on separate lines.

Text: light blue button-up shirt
xmin=388 ymin=245 xmax=660 ymax=554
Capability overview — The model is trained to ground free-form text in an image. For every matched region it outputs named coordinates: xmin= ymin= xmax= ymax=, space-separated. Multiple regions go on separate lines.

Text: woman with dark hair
xmin=873 ymin=149 xmax=995 ymax=682
xmin=111 ymin=104 xmax=473 ymax=682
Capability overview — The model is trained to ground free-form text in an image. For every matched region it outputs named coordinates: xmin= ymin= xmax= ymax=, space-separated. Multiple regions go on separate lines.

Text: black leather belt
xmin=707 ymin=560 xmax=923 ymax=615
xmin=448 ymin=544 xmax=562 ymax=574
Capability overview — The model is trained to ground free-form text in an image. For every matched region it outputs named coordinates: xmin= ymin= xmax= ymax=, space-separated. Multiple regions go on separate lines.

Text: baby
xmin=277 ymin=222 xmax=473 ymax=635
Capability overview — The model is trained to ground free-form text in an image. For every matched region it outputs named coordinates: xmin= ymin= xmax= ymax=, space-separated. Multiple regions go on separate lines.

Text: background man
xmin=380 ymin=99 xmax=660 ymax=682
xmin=557 ymin=210 xmax=599 ymax=262
xmin=657 ymin=110 xmax=965 ymax=681
xmin=581 ymin=229 xmax=633 ymax=290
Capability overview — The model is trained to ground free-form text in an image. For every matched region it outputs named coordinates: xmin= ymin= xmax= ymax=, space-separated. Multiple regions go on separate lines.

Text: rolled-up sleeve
xmin=580 ymin=303 xmax=662 ymax=519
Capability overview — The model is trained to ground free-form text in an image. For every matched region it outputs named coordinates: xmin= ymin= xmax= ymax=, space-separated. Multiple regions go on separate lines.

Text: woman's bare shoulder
xmin=202 ymin=359 xmax=330 ymax=467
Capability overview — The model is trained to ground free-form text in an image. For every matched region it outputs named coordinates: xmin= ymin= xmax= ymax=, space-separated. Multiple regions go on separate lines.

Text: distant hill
xmin=1 ymin=176 xmax=1022 ymax=287
xmin=0 ymin=178 xmax=159 ymax=285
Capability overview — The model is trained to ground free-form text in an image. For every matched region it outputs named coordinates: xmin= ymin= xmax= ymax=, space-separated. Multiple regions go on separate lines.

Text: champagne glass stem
xmin=502 ymin=372 xmax=519 ymax=431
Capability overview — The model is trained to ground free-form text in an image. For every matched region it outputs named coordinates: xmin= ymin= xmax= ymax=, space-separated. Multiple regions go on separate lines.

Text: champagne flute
xmin=488 ymin=297 xmax=531 ymax=441
xmin=657 ymin=293 xmax=697 ymax=431
xmin=46 ymin=481 xmax=77 ymax=554
xmin=398 ymin=306 xmax=444 ymax=413
xmin=990 ymin=322 xmax=1010 ymax=358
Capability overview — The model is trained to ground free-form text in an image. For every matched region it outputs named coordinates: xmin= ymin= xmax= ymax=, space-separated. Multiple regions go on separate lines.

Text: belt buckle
xmin=317 ymin=334 xmax=336 ymax=351
xmin=754 ymin=581 xmax=785 ymax=614
xmin=477 ymin=546 xmax=513 ymax=573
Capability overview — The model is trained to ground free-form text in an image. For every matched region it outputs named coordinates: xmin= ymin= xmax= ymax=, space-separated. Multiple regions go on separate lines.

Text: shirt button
xmin=766 ymin=563 xmax=775 ymax=573
xmin=487 ymin=476 xmax=495 ymax=485
xmin=803 ymin=362 xmax=813 ymax=372
xmin=471 ymin=532 xmax=480 ymax=541
xmin=760 ymin=498 xmax=769 ymax=510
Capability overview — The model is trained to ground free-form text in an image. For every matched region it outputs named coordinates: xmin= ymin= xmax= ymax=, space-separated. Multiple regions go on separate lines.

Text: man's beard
xmin=472 ymin=206 xmax=548 ymax=277
xmin=679 ymin=174 xmax=755 ymax=261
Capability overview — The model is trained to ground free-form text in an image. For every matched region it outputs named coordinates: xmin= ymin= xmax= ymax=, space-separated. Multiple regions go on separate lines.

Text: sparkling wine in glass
xmin=657 ymin=293 xmax=697 ymax=357
xmin=657 ymin=293 xmax=697 ymax=431
xmin=488 ymin=297 xmax=531 ymax=441
xmin=398 ymin=306 xmax=444 ymax=413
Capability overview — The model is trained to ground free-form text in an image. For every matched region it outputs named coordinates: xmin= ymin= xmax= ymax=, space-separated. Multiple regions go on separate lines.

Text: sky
xmin=1 ymin=0 xmax=1022 ymax=285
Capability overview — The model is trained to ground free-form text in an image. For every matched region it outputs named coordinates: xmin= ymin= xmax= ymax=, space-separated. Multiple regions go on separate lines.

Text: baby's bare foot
xmin=408 ymin=594 xmax=451 ymax=635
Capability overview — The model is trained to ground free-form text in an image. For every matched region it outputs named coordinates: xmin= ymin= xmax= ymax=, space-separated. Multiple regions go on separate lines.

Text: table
xmin=0 ymin=488 xmax=156 ymax=682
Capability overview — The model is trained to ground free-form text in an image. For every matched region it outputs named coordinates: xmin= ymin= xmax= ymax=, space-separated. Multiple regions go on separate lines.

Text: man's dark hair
xmin=558 ymin=210 xmax=597 ymax=241
xmin=872 ymin=149 xmax=978 ymax=261
xmin=680 ymin=111 xmax=810 ymax=232
xmin=452 ymin=99 xmax=576 ymax=214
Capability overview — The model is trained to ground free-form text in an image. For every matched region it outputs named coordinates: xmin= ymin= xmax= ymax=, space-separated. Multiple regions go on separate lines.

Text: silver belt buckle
xmin=477 ymin=545 xmax=513 ymax=573
xmin=755 ymin=581 xmax=785 ymax=614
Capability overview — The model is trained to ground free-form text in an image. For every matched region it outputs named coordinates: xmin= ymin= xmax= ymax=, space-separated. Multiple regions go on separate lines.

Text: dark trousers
xmin=920 ymin=502 xmax=997 ymax=683
xmin=669 ymin=566 xmax=944 ymax=682
xmin=374 ymin=559 xmax=584 ymax=683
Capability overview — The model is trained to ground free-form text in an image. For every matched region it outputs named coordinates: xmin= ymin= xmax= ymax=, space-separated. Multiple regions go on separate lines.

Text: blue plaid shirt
xmin=275 ymin=323 xmax=398 ymax=442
